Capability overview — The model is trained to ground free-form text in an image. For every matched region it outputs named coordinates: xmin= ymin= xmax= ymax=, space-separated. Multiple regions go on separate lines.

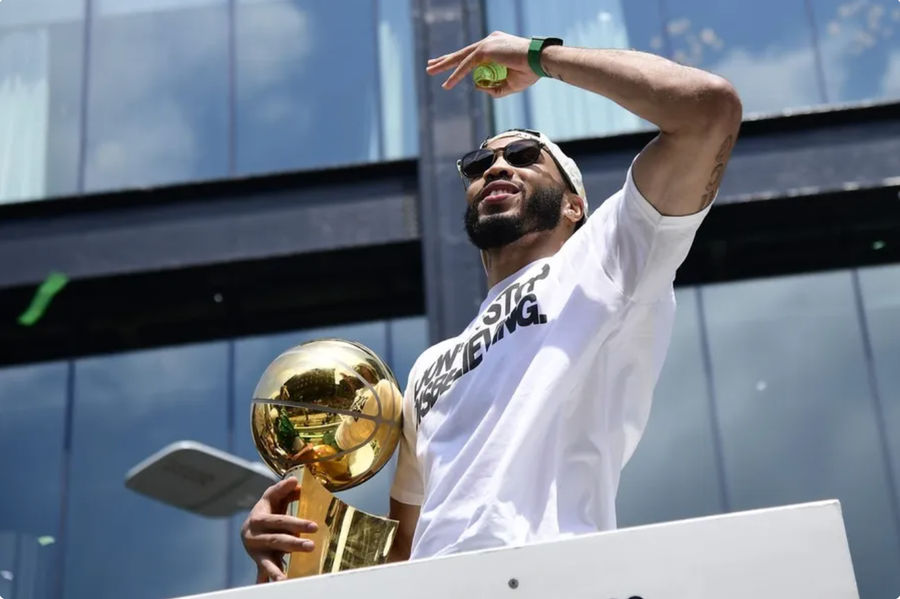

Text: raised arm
xmin=428 ymin=32 xmax=742 ymax=216
xmin=539 ymin=45 xmax=741 ymax=216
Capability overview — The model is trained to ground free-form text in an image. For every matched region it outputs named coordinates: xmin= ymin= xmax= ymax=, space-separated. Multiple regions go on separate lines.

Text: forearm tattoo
xmin=700 ymin=134 xmax=734 ymax=209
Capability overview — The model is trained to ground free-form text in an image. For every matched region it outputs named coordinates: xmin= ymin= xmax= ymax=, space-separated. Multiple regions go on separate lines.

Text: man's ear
xmin=564 ymin=193 xmax=585 ymax=225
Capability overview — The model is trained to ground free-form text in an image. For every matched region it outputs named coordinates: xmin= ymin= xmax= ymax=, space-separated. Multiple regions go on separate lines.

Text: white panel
xmin=182 ymin=501 xmax=859 ymax=599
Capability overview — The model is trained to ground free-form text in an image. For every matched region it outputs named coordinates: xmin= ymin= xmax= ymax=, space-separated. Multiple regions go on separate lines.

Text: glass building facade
xmin=1 ymin=0 xmax=898 ymax=203
xmin=2 ymin=266 xmax=900 ymax=598
xmin=488 ymin=0 xmax=900 ymax=138
xmin=0 ymin=1 xmax=899 ymax=599
xmin=0 ymin=316 xmax=428 ymax=599
xmin=0 ymin=0 xmax=418 ymax=204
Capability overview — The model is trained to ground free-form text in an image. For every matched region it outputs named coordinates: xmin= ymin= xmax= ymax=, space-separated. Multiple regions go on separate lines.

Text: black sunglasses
xmin=456 ymin=138 xmax=545 ymax=182
xmin=456 ymin=137 xmax=578 ymax=197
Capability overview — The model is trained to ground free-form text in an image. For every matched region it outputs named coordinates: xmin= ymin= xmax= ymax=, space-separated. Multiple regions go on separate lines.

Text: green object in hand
xmin=18 ymin=271 xmax=68 ymax=326
xmin=473 ymin=62 xmax=507 ymax=88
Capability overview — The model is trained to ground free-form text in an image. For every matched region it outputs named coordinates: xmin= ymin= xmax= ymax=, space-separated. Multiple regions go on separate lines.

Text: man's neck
xmin=482 ymin=230 xmax=568 ymax=288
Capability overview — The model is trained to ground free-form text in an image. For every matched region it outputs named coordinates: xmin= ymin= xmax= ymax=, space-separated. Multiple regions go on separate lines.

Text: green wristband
xmin=528 ymin=37 xmax=563 ymax=78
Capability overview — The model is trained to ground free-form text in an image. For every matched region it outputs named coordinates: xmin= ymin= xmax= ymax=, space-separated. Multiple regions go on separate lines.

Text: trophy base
xmin=283 ymin=466 xmax=399 ymax=578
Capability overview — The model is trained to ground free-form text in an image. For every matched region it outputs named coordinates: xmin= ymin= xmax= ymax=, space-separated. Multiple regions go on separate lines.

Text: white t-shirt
xmin=390 ymin=162 xmax=711 ymax=559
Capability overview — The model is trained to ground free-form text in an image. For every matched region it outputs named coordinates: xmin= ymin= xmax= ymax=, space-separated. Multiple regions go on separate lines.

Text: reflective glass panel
xmin=388 ymin=316 xmax=429 ymax=390
xmin=702 ymin=271 xmax=900 ymax=599
xmin=811 ymin=0 xmax=900 ymax=103
xmin=0 ymin=0 xmax=84 ymax=203
xmin=84 ymin=0 xmax=229 ymax=192
xmin=377 ymin=0 xmax=418 ymax=160
xmin=63 ymin=343 xmax=230 ymax=599
xmin=662 ymin=0 xmax=824 ymax=114
xmin=0 ymin=361 xmax=68 ymax=599
xmin=235 ymin=0 xmax=417 ymax=176
xmin=617 ymin=288 xmax=726 ymax=526
xmin=859 ymin=263 xmax=900 ymax=516
xmin=486 ymin=0 xmax=656 ymax=140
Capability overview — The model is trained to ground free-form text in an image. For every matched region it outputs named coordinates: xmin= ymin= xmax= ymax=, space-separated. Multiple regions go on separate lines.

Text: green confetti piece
xmin=18 ymin=272 xmax=68 ymax=326
xmin=37 ymin=536 xmax=55 ymax=546
xmin=872 ymin=240 xmax=886 ymax=251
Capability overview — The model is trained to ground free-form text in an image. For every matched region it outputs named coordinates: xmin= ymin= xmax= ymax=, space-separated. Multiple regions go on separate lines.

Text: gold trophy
xmin=251 ymin=339 xmax=403 ymax=578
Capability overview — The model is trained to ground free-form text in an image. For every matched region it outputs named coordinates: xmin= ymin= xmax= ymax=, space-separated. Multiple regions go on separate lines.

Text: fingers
xmin=427 ymin=40 xmax=480 ymax=74
xmin=483 ymin=81 xmax=514 ymax=99
xmin=426 ymin=52 xmax=467 ymax=75
xmin=242 ymin=511 xmax=318 ymax=550
xmin=442 ymin=48 xmax=484 ymax=89
xmin=254 ymin=513 xmax=318 ymax=535
xmin=427 ymin=50 xmax=478 ymax=80
xmin=261 ymin=477 xmax=301 ymax=505
xmin=243 ymin=479 xmax=319 ymax=584
xmin=425 ymin=58 xmax=454 ymax=75
xmin=248 ymin=533 xmax=315 ymax=554
xmin=247 ymin=527 xmax=314 ymax=584
xmin=258 ymin=556 xmax=287 ymax=582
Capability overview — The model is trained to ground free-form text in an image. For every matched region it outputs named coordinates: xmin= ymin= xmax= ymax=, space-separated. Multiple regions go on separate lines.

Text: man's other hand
xmin=240 ymin=478 xmax=319 ymax=583
xmin=426 ymin=31 xmax=538 ymax=98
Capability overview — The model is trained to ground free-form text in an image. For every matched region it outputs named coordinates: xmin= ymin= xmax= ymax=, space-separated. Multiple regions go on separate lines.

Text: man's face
xmin=463 ymin=137 xmax=569 ymax=250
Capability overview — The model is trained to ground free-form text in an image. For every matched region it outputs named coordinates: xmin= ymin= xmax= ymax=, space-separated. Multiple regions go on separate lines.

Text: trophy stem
xmin=282 ymin=466 xmax=399 ymax=578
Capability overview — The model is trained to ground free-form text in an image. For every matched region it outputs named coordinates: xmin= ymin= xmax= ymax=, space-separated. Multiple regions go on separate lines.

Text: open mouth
xmin=479 ymin=181 xmax=521 ymax=206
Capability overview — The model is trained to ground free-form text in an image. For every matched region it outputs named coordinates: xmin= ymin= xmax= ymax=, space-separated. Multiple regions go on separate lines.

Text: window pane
xmin=617 ymin=288 xmax=726 ymax=526
xmin=811 ymin=0 xmax=900 ymax=104
xmin=0 ymin=534 xmax=11 ymax=599
xmin=663 ymin=0 xmax=823 ymax=114
xmin=377 ymin=0 xmax=417 ymax=160
xmin=388 ymin=316 xmax=428 ymax=389
xmin=702 ymin=271 xmax=900 ymax=599
xmin=0 ymin=361 xmax=68 ymax=599
xmin=859 ymin=263 xmax=900 ymax=515
xmin=486 ymin=0 xmax=651 ymax=140
xmin=0 ymin=0 xmax=83 ymax=26
xmin=229 ymin=321 xmax=390 ymax=587
xmin=0 ymin=1 xmax=83 ymax=203
xmin=236 ymin=0 xmax=416 ymax=175
xmin=96 ymin=0 xmax=224 ymax=16
xmin=84 ymin=1 xmax=229 ymax=192
xmin=63 ymin=343 xmax=230 ymax=599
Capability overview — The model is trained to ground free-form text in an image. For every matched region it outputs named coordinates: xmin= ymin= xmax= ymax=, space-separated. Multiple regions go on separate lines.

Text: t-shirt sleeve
xmin=389 ymin=367 xmax=424 ymax=506
xmin=586 ymin=158 xmax=712 ymax=303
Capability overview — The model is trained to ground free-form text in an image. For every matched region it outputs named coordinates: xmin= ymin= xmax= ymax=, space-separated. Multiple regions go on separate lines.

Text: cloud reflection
xmin=84 ymin=2 xmax=228 ymax=191
xmin=665 ymin=0 xmax=900 ymax=115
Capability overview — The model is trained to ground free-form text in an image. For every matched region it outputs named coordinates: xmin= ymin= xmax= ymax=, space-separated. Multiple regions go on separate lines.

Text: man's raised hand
xmin=426 ymin=31 xmax=539 ymax=98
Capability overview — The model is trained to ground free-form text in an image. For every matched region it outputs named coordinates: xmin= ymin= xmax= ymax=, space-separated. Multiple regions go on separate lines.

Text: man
xmin=242 ymin=30 xmax=741 ymax=581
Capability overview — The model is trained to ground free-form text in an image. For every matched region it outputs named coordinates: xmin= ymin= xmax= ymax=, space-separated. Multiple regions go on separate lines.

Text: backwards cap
xmin=481 ymin=128 xmax=587 ymax=215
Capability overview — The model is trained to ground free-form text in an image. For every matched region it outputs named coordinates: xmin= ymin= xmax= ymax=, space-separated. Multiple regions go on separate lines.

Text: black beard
xmin=464 ymin=182 xmax=564 ymax=250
